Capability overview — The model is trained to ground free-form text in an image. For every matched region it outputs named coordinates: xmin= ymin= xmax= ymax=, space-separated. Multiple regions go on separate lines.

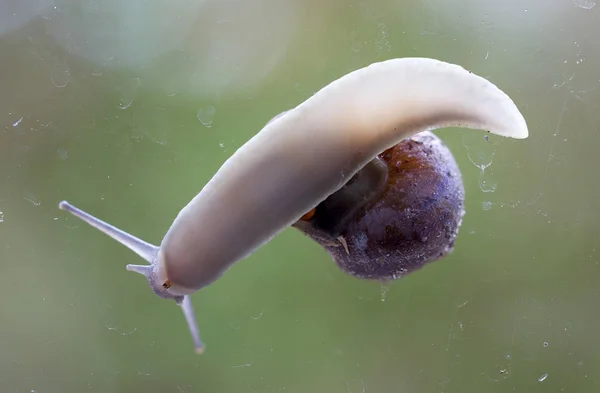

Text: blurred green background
xmin=2 ymin=0 xmax=600 ymax=392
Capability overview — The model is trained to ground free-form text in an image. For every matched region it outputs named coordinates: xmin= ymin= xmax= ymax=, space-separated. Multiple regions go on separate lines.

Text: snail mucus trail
xmin=58 ymin=57 xmax=529 ymax=353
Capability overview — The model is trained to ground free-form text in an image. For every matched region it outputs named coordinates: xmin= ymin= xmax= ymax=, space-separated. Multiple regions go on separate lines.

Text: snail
xmin=58 ymin=57 xmax=528 ymax=354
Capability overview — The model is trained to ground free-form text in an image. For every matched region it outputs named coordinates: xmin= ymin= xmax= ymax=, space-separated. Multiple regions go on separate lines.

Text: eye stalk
xmin=58 ymin=201 xmax=205 ymax=354
xmin=126 ymin=253 xmax=205 ymax=354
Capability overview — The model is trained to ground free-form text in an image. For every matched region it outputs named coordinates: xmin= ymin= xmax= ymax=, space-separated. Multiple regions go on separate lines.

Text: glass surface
xmin=1 ymin=0 xmax=599 ymax=392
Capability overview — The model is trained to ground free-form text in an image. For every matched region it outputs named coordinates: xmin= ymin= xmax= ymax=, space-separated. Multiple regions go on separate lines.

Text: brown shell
xmin=294 ymin=131 xmax=465 ymax=281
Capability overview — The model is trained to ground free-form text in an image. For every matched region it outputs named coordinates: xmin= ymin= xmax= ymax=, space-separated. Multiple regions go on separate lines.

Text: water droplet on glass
xmin=482 ymin=201 xmax=493 ymax=210
xmin=219 ymin=142 xmax=225 ymax=148
xmin=574 ymin=0 xmax=596 ymax=9
xmin=0 ymin=210 xmax=4 ymax=223
xmin=543 ymin=341 xmax=549 ymax=347
xmin=467 ymin=148 xmax=495 ymax=170
xmin=538 ymin=373 xmax=548 ymax=382
xmin=197 ymin=106 xmax=216 ymax=128
xmin=57 ymin=148 xmax=68 ymax=160
xmin=91 ymin=68 xmax=104 ymax=77
xmin=462 ymin=133 xmax=499 ymax=192
xmin=51 ymin=61 xmax=71 ymax=88
xmin=117 ymin=77 xmax=141 ymax=110
xmin=479 ymin=170 xmax=498 ymax=193
xmin=462 ymin=132 xmax=502 ymax=169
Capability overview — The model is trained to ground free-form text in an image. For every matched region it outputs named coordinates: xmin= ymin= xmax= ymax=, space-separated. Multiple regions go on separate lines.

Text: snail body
xmin=59 ymin=57 xmax=528 ymax=353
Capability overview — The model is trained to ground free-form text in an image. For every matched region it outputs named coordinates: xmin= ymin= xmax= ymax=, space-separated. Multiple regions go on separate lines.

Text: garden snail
xmin=58 ymin=57 xmax=528 ymax=354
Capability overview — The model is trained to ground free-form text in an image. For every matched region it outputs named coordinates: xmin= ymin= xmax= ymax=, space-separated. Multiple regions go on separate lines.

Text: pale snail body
xmin=59 ymin=57 xmax=528 ymax=353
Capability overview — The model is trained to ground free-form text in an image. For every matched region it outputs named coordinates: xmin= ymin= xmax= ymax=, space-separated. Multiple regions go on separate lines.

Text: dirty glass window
xmin=1 ymin=0 xmax=598 ymax=392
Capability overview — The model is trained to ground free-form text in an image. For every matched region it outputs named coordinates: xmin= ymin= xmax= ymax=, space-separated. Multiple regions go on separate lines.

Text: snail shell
xmin=293 ymin=131 xmax=464 ymax=280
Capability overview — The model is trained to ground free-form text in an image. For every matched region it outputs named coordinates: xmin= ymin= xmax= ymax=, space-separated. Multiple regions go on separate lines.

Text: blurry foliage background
xmin=1 ymin=0 xmax=600 ymax=392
